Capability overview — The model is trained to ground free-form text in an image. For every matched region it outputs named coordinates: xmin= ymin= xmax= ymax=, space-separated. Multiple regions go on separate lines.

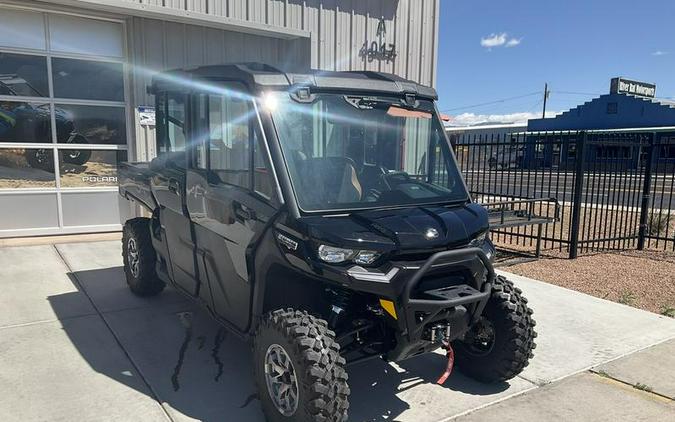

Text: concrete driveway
xmin=1 ymin=240 xmax=674 ymax=421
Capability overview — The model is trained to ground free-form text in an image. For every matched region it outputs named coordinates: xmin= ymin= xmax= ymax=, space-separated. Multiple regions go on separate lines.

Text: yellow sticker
xmin=379 ymin=299 xmax=397 ymax=320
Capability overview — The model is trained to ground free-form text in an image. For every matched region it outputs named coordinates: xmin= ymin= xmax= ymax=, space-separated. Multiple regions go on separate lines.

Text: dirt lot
xmin=500 ymin=248 xmax=675 ymax=316
xmin=0 ymin=149 xmax=118 ymax=188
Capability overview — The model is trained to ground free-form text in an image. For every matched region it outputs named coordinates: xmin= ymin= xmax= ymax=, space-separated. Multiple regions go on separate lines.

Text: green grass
xmin=617 ymin=290 xmax=636 ymax=306
xmin=660 ymin=305 xmax=675 ymax=318
xmin=594 ymin=370 xmax=610 ymax=378
xmin=634 ymin=383 xmax=653 ymax=393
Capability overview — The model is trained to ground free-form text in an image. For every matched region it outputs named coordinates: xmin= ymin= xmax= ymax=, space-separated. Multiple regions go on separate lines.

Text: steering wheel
xmin=383 ymin=171 xmax=412 ymax=187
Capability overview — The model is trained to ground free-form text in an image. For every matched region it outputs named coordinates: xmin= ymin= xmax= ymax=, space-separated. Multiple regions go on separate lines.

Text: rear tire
xmin=122 ymin=217 xmax=165 ymax=297
xmin=253 ymin=309 xmax=350 ymax=422
xmin=453 ymin=275 xmax=536 ymax=382
xmin=25 ymin=149 xmax=56 ymax=173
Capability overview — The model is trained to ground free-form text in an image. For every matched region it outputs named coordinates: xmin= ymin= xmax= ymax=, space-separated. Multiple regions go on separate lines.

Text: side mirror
xmin=150 ymin=152 xmax=186 ymax=172
xmin=149 ymin=156 xmax=164 ymax=172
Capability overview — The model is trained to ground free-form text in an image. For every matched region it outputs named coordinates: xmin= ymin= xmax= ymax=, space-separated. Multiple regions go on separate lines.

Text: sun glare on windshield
xmin=270 ymin=92 xmax=468 ymax=212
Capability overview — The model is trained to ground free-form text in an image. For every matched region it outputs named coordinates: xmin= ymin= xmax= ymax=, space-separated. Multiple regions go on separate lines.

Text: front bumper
xmin=385 ymin=247 xmax=495 ymax=361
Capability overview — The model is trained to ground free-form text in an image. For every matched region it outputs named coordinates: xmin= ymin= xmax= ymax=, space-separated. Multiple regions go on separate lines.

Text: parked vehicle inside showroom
xmin=0 ymin=74 xmax=91 ymax=171
xmin=117 ymin=63 xmax=536 ymax=422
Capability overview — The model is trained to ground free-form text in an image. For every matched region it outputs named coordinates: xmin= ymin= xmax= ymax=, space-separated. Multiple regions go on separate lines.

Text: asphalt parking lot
xmin=1 ymin=240 xmax=674 ymax=421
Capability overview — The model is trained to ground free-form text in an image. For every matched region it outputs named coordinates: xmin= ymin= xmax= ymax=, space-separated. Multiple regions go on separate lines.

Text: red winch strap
xmin=436 ymin=345 xmax=455 ymax=385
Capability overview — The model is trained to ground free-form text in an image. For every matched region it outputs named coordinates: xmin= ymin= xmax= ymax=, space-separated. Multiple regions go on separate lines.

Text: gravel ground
xmin=501 ymin=249 xmax=675 ymax=316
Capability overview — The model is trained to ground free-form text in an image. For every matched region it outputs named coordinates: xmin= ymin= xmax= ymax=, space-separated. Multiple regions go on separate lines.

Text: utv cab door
xmin=151 ymin=91 xmax=200 ymax=296
xmin=185 ymin=86 xmax=278 ymax=331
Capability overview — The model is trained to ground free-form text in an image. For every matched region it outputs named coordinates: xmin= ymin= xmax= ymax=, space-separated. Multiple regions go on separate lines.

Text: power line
xmin=554 ymin=90 xmax=603 ymax=96
xmin=440 ymin=91 xmax=541 ymax=112
xmin=528 ymin=99 xmax=544 ymax=113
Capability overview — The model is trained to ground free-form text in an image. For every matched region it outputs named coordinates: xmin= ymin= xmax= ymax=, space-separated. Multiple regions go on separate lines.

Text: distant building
xmin=528 ymin=78 xmax=675 ymax=131
xmin=447 ymin=78 xmax=675 ymax=171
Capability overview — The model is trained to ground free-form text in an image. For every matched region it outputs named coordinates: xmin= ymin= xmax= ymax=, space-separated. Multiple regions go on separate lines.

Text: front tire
xmin=122 ymin=217 xmax=165 ymax=297
xmin=253 ymin=309 xmax=350 ymax=422
xmin=63 ymin=134 xmax=92 ymax=165
xmin=453 ymin=275 xmax=536 ymax=383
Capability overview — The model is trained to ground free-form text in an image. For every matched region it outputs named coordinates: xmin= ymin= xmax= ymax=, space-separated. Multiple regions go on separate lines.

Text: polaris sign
xmin=610 ymin=77 xmax=656 ymax=98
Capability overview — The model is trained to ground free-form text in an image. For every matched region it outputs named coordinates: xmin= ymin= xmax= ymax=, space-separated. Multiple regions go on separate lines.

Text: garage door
xmin=0 ymin=7 xmax=128 ymax=238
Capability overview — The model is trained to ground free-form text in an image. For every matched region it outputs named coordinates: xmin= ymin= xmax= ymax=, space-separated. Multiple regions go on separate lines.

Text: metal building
xmin=0 ymin=0 xmax=440 ymax=238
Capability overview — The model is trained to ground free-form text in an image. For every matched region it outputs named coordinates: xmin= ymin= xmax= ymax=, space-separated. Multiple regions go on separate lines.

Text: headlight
xmin=318 ymin=245 xmax=380 ymax=265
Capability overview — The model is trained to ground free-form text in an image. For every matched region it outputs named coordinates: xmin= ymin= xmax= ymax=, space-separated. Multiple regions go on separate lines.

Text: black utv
xmin=118 ymin=63 xmax=536 ymax=422
xmin=0 ymin=74 xmax=91 ymax=171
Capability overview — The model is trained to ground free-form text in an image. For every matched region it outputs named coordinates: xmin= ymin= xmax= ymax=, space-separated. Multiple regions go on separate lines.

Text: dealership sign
xmin=610 ymin=77 xmax=656 ymax=98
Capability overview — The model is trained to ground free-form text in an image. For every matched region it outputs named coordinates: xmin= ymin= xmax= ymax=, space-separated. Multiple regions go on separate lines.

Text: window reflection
xmin=54 ymin=104 xmax=126 ymax=145
xmin=0 ymin=101 xmax=52 ymax=143
xmin=52 ymin=58 xmax=124 ymax=102
xmin=0 ymin=148 xmax=56 ymax=188
xmin=59 ymin=149 xmax=126 ymax=187
xmin=0 ymin=52 xmax=49 ymax=97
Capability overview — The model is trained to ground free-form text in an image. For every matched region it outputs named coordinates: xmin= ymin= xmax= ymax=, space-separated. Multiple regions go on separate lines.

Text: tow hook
xmin=436 ymin=341 xmax=455 ymax=385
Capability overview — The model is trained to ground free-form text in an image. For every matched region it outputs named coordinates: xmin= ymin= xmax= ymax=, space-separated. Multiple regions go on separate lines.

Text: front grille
xmin=392 ymin=243 xmax=469 ymax=262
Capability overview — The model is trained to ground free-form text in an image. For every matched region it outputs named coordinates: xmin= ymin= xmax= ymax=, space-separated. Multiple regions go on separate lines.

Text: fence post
xmin=637 ymin=133 xmax=656 ymax=250
xmin=569 ymin=132 xmax=587 ymax=259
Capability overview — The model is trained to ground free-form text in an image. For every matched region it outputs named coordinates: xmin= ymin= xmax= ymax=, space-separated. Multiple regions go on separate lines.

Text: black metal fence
xmin=450 ymin=129 xmax=675 ymax=257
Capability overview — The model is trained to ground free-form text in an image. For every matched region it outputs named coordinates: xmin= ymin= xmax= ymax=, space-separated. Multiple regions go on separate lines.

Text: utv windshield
xmin=269 ymin=92 xmax=469 ymax=212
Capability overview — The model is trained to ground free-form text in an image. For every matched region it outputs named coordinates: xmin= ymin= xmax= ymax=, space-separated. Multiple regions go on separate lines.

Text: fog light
xmin=354 ymin=250 xmax=380 ymax=265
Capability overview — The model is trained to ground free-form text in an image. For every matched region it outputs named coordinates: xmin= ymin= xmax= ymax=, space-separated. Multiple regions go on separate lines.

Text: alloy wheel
xmin=463 ymin=317 xmax=496 ymax=356
xmin=127 ymin=237 xmax=140 ymax=278
xmin=264 ymin=344 xmax=299 ymax=416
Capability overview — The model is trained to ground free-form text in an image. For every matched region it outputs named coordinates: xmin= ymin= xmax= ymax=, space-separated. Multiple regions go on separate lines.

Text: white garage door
xmin=0 ymin=7 xmax=129 ymax=238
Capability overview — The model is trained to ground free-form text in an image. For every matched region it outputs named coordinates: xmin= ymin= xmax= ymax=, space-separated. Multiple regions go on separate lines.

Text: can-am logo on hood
xmin=425 ymin=228 xmax=439 ymax=240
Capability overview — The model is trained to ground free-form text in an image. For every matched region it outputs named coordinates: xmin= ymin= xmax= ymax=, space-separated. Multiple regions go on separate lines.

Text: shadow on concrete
xmin=48 ymin=266 xmax=508 ymax=422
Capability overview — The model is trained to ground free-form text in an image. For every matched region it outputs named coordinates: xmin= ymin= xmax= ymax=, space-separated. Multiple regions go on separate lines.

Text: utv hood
xmin=301 ymin=202 xmax=489 ymax=251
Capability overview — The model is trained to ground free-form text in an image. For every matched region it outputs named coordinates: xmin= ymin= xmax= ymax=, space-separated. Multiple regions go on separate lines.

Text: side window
xmin=253 ymin=132 xmax=274 ymax=199
xmin=208 ymin=93 xmax=250 ymax=188
xmin=194 ymin=94 xmax=208 ymax=170
xmin=167 ymin=93 xmax=187 ymax=152
xmin=156 ymin=91 xmax=187 ymax=167
xmin=199 ymin=85 xmax=275 ymax=200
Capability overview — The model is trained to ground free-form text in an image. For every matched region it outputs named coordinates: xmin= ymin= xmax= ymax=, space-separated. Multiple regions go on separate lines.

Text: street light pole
xmin=542 ymin=82 xmax=550 ymax=118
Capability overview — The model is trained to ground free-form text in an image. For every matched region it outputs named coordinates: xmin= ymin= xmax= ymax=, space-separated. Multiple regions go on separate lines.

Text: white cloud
xmin=506 ymin=38 xmax=522 ymax=47
xmin=652 ymin=50 xmax=669 ymax=56
xmin=481 ymin=33 xmax=522 ymax=50
xmin=446 ymin=111 xmax=560 ymax=127
xmin=480 ymin=33 xmax=507 ymax=48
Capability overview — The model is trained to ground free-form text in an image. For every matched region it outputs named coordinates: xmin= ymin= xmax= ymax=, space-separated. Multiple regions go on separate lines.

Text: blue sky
xmin=437 ymin=0 xmax=675 ymax=126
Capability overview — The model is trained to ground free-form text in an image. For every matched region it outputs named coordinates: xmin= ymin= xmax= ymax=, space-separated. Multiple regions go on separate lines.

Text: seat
xmin=299 ymin=157 xmax=363 ymax=206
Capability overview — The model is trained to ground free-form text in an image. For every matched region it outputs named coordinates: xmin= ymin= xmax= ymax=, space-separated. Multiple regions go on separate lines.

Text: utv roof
xmin=149 ymin=62 xmax=437 ymax=100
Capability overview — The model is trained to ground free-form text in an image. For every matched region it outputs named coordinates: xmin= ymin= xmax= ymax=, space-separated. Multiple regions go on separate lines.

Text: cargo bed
xmin=118 ymin=161 xmax=156 ymax=212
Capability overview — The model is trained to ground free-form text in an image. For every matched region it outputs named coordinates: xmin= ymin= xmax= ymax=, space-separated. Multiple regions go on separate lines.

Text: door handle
xmin=168 ymin=178 xmax=180 ymax=196
xmin=233 ymin=202 xmax=256 ymax=221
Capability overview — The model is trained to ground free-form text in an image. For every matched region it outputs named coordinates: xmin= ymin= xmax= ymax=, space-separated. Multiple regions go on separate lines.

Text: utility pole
xmin=542 ymin=82 xmax=550 ymax=118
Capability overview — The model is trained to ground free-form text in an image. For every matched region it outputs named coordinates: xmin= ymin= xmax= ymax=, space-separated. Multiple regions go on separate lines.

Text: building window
xmin=0 ymin=7 xmax=127 ymax=237
xmin=607 ymin=102 xmax=618 ymax=114
xmin=660 ymin=137 xmax=675 ymax=159
xmin=597 ymin=145 xmax=632 ymax=159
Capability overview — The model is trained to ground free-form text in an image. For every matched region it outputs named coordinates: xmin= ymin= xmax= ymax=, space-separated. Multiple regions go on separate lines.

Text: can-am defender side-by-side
xmin=118 ymin=64 xmax=536 ymax=422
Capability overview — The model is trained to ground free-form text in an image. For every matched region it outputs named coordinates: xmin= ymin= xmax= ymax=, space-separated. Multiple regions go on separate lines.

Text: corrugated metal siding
xmin=121 ymin=0 xmax=439 ymax=86
xmin=125 ymin=1 xmax=438 ymax=160
xmin=128 ymin=16 xmax=311 ymax=159
xmin=129 ymin=16 xmax=309 ymax=107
